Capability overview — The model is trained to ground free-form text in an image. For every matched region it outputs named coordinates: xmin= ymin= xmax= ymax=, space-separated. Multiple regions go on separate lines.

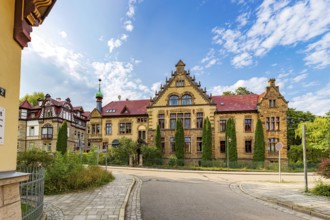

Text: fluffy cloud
xmin=107 ymin=34 xmax=128 ymax=53
xmin=290 ymin=83 xmax=330 ymax=115
xmin=293 ymin=73 xmax=308 ymax=82
xmin=212 ymin=0 xmax=330 ymax=68
xmin=124 ymin=20 xmax=134 ymax=32
xmin=211 ymin=77 xmax=269 ymax=95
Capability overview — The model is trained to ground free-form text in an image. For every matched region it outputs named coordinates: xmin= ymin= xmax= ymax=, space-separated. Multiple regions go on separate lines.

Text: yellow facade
xmin=0 ymin=0 xmax=22 ymax=172
xmin=88 ymin=61 xmax=288 ymax=165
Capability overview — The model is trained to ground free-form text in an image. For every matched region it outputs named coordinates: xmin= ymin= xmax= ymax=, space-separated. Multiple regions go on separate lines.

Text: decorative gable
xmin=150 ymin=60 xmax=213 ymax=107
xmin=89 ymin=108 xmax=102 ymax=119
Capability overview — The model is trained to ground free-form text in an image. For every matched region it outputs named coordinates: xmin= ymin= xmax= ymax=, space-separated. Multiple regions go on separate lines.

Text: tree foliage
xmin=175 ymin=120 xmax=184 ymax=165
xmin=56 ymin=121 xmax=68 ymax=154
xmin=222 ymin=87 xmax=253 ymax=96
xmin=20 ymin=92 xmax=44 ymax=106
xmin=287 ymin=108 xmax=315 ymax=147
xmin=253 ymin=119 xmax=265 ymax=162
xmin=110 ymin=137 xmax=137 ymax=164
xmin=155 ymin=124 xmax=162 ymax=151
xmin=202 ymin=117 xmax=212 ymax=161
xmin=225 ymin=118 xmax=237 ymax=162
xmin=295 ymin=115 xmax=330 ymax=151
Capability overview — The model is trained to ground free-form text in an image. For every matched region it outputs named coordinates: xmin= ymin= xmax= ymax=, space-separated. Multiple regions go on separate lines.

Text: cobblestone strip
xmin=125 ymin=176 xmax=143 ymax=220
xmin=44 ymin=203 xmax=64 ymax=220
xmin=44 ymin=174 xmax=133 ymax=220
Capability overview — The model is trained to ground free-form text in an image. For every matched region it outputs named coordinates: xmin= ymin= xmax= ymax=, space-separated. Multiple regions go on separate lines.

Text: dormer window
xmin=182 ymin=94 xmax=192 ymax=105
xmin=176 ymin=80 xmax=184 ymax=87
xmin=169 ymin=95 xmax=179 ymax=106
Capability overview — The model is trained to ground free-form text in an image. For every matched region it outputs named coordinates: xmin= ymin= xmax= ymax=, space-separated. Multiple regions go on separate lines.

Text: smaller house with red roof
xmin=18 ymin=94 xmax=89 ymax=152
xmin=87 ymin=61 xmax=288 ymax=164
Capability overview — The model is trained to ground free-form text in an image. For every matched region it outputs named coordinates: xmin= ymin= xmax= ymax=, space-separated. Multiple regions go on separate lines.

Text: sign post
xmin=276 ymin=142 xmax=283 ymax=183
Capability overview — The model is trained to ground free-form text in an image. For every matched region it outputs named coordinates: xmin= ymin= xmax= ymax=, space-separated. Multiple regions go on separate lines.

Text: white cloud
xmin=212 ymin=0 xmax=330 ymax=68
xmin=27 ymin=34 xmax=85 ymax=80
xmin=211 ymin=77 xmax=269 ymax=95
xmin=290 ymin=83 xmax=330 ymax=115
xmin=293 ymin=73 xmax=308 ymax=82
xmin=124 ymin=20 xmax=134 ymax=32
xmin=59 ymin=31 xmax=67 ymax=39
xmin=107 ymin=34 xmax=128 ymax=53
xmin=236 ymin=12 xmax=249 ymax=27
xmin=151 ymin=82 xmax=162 ymax=94
xmin=304 ymin=33 xmax=330 ymax=69
xmin=278 ymin=73 xmax=289 ymax=79
xmin=127 ymin=0 xmax=137 ymax=18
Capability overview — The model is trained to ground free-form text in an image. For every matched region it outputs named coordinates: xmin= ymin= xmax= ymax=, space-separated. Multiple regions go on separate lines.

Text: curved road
xmin=110 ymin=167 xmax=321 ymax=220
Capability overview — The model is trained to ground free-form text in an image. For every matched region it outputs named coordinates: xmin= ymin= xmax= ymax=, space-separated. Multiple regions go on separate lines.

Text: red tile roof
xmin=82 ymin=111 xmax=90 ymax=118
xmin=212 ymin=94 xmax=259 ymax=112
xmin=102 ymin=99 xmax=150 ymax=116
xmin=19 ymin=100 xmax=32 ymax=109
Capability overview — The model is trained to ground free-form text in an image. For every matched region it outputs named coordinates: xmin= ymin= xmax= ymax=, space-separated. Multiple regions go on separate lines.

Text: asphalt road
xmin=140 ymin=177 xmax=304 ymax=220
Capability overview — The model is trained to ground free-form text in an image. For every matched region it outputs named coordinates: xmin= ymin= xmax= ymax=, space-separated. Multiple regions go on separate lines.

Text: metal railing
xmin=19 ymin=167 xmax=45 ymax=220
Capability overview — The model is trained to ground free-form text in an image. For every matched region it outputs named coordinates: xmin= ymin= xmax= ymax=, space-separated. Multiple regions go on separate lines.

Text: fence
xmin=19 ymin=167 xmax=45 ymax=220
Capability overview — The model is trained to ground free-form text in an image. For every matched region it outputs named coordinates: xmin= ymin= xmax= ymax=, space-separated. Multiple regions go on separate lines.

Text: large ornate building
xmin=18 ymin=94 xmax=89 ymax=152
xmin=88 ymin=60 xmax=288 ymax=164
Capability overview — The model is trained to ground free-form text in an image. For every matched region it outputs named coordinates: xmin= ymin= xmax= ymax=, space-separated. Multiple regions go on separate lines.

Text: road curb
xmin=106 ymin=165 xmax=316 ymax=176
xmin=238 ymin=183 xmax=330 ymax=220
xmin=119 ymin=176 xmax=136 ymax=220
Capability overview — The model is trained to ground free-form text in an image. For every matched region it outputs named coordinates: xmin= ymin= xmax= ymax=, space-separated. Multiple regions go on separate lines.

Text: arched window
xmin=181 ymin=94 xmax=192 ymax=105
xmin=169 ymin=95 xmax=179 ymax=106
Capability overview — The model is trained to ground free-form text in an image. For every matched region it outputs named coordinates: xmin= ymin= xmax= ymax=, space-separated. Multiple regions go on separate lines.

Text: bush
xmin=288 ymin=145 xmax=329 ymax=164
xmin=110 ymin=137 xmax=137 ymax=165
xmin=168 ymin=155 xmax=177 ymax=167
xmin=45 ymin=153 xmax=114 ymax=194
xmin=141 ymin=145 xmax=162 ymax=166
xmin=17 ymin=149 xmax=54 ymax=169
xmin=318 ymin=158 xmax=330 ymax=179
xmin=312 ymin=181 xmax=330 ymax=197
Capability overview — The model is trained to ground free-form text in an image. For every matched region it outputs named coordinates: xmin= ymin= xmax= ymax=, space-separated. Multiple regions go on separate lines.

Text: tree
xmin=225 ymin=118 xmax=237 ymax=163
xmin=155 ymin=125 xmax=162 ymax=151
xmin=287 ymin=108 xmax=315 ymax=147
xmin=175 ymin=120 xmax=184 ymax=165
xmin=111 ymin=137 xmax=137 ymax=164
xmin=253 ymin=119 xmax=265 ymax=162
xmin=202 ymin=117 xmax=212 ymax=161
xmin=56 ymin=121 xmax=68 ymax=154
xmin=222 ymin=87 xmax=253 ymax=96
xmin=235 ymin=87 xmax=254 ymax=95
xmin=20 ymin=92 xmax=44 ymax=106
xmin=295 ymin=115 xmax=330 ymax=151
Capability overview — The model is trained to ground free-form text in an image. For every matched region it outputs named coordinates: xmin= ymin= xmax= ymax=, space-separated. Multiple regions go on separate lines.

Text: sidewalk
xmin=239 ymin=181 xmax=330 ymax=220
xmin=44 ymin=174 xmax=135 ymax=220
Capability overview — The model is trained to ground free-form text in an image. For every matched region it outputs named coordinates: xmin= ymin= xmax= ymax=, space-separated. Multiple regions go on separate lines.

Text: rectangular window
xmin=197 ymin=137 xmax=202 ymax=152
xmin=196 ymin=112 xmax=203 ymax=128
xmin=185 ymin=137 xmax=191 ymax=153
xmin=176 ymin=79 xmax=184 ymax=87
xmin=119 ymin=123 xmax=132 ymax=134
xmin=161 ymin=137 xmax=165 ymax=153
xmin=245 ymin=140 xmax=252 ymax=153
xmin=268 ymin=99 xmax=276 ymax=107
xmin=220 ymin=141 xmax=226 ymax=153
xmin=177 ymin=113 xmax=183 ymax=122
xmin=137 ymin=118 xmax=147 ymax=123
xmin=270 ymin=117 xmax=275 ymax=131
xmin=29 ymin=126 xmax=35 ymax=136
xmin=170 ymin=137 xmax=175 ymax=152
xmin=244 ymin=119 xmax=252 ymax=132
xmin=138 ymin=130 xmax=146 ymax=140
xmin=105 ymin=123 xmax=112 ymax=135
xmin=276 ymin=117 xmax=280 ymax=131
xmin=41 ymin=127 xmax=53 ymax=139
xmin=170 ymin=113 xmax=176 ymax=129
xmin=220 ymin=120 xmax=226 ymax=132
xmin=184 ymin=113 xmax=191 ymax=128
xmin=268 ymin=138 xmax=279 ymax=153
xmin=158 ymin=114 xmax=165 ymax=129
xmin=266 ymin=117 xmax=270 ymax=131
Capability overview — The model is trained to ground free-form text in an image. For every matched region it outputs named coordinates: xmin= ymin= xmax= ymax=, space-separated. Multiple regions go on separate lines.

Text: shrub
xmin=141 ymin=145 xmax=162 ymax=166
xmin=175 ymin=120 xmax=184 ymax=165
xmin=45 ymin=153 xmax=114 ymax=194
xmin=168 ymin=155 xmax=177 ymax=167
xmin=17 ymin=149 xmax=53 ymax=169
xmin=110 ymin=137 xmax=137 ymax=165
xmin=312 ymin=181 xmax=330 ymax=197
xmin=253 ymin=119 xmax=265 ymax=162
xmin=318 ymin=158 xmax=330 ymax=179
xmin=288 ymin=145 xmax=329 ymax=164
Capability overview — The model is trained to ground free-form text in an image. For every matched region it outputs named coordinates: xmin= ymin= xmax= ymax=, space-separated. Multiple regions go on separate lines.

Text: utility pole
xmin=302 ymin=124 xmax=308 ymax=192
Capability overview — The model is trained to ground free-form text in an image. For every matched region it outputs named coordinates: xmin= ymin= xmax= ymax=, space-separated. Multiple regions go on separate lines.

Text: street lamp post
xmin=226 ymin=137 xmax=232 ymax=168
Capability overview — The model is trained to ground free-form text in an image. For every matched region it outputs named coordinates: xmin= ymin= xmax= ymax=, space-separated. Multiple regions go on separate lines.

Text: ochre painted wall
xmin=0 ymin=0 xmax=22 ymax=172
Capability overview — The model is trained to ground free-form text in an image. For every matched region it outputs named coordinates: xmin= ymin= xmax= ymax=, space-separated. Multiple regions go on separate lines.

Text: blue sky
xmin=21 ymin=0 xmax=330 ymax=115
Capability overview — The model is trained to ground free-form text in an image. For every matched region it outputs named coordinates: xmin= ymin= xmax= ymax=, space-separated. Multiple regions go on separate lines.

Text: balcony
xmin=41 ymin=134 xmax=53 ymax=139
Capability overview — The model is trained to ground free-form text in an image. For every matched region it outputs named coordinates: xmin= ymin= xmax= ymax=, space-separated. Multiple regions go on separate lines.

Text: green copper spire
xmin=96 ymin=79 xmax=103 ymax=99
